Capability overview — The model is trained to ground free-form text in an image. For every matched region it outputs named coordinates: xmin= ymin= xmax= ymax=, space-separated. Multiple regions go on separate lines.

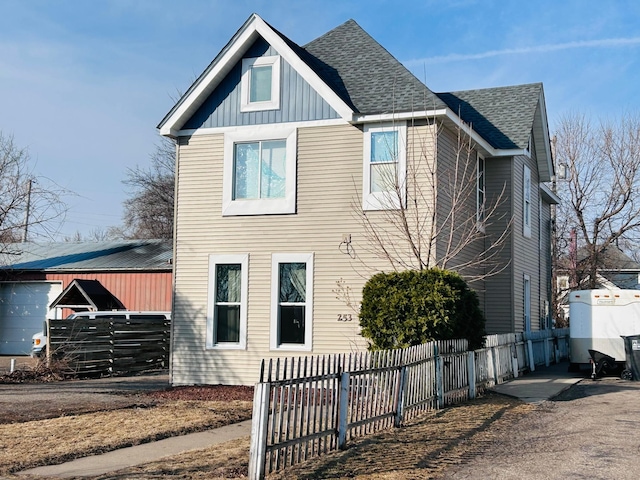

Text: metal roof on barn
xmin=0 ymin=240 xmax=172 ymax=272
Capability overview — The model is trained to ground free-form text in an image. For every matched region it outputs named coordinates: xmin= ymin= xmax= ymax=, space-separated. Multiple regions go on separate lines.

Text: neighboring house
xmin=159 ymin=14 xmax=559 ymax=386
xmin=0 ymin=240 xmax=172 ymax=355
xmin=556 ymin=246 xmax=640 ymax=321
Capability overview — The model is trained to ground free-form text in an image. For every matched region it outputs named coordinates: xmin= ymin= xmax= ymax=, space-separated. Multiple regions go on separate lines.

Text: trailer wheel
xmin=621 ymin=369 xmax=633 ymax=381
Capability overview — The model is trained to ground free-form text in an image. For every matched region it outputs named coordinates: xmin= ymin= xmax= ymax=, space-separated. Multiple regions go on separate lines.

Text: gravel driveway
xmin=441 ymin=377 xmax=640 ymax=480
xmin=0 ymin=371 xmax=170 ymax=423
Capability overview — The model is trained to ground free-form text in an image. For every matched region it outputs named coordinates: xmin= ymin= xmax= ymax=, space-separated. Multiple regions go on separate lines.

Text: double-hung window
xmin=270 ymin=253 xmax=313 ymax=351
xmin=523 ymin=165 xmax=532 ymax=237
xmin=223 ymin=125 xmax=297 ymax=216
xmin=207 ymin=254 xmax=248 ymax=349
xmin=477 ymin=153 xmax=485 ymax=229
xmin=362 ymin=122 xmax=407 ymax=210
xmin=240 ymin=56 xmax=280 ymax=112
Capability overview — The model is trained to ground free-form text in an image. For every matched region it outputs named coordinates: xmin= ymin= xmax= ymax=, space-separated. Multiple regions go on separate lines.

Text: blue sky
xmin=1 ymin=0 xmax=639 ymax=240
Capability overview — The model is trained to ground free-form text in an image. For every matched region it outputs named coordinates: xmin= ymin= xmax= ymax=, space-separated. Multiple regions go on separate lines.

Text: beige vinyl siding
xmin=484 ymin=156 xmax=514 ymax=333
xmin=172 ymin=123 xmax=423 ymax=385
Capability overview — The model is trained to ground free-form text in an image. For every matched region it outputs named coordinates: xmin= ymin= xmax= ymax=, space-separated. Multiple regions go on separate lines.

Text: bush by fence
xmin=249 ymin=329 xmax=569 ymax=479
xmin=48 ymin=316 xmax=170 ymax=376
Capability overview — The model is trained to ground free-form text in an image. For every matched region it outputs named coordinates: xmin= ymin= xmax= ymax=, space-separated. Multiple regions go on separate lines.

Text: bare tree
xmin=0 ymin=132 xmax=67 ymax=254
xmin=356 ymin=116 xmax=511 ymax=282
xmin=554 ymin=112 xmax=640 ymax=289
xmin=121 ymin=136 xmax=175 ymax=239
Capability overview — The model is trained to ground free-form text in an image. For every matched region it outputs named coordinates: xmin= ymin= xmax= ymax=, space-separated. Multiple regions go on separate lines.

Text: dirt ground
xmin=4 ymin=365 xmax=639 ymax=480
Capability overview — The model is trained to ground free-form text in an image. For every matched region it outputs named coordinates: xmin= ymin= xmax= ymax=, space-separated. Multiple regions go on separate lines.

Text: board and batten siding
xmin=484 ymin=156 xmax=514 ymax=333
xmin=183 ymin=38 xmax=339 ymax=130
xmin=172 ymin=123 xmax=423 ymax=385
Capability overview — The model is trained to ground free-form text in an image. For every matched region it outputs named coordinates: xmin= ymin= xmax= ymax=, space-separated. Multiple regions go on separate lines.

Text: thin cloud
xmin=405 ymin=37 xmax=640 ymax=65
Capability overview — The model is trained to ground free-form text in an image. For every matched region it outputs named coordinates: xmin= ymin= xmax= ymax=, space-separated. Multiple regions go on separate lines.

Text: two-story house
xmin=159 ymin=14 xmax=558 ymax=386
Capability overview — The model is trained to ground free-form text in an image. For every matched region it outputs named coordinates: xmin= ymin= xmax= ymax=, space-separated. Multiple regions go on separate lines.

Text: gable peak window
xmin=241 ymin=55 xmax=281 ymax=112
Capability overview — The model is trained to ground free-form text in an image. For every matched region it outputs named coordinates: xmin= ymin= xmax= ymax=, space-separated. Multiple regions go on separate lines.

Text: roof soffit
xmin=158 ymin=14 xmax=354 ymax=136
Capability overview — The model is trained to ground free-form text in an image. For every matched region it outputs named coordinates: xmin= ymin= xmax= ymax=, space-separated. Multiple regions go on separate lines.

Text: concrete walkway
xmin=18 ymin=420 xmax=252 ymax=478
xmin=491 ymin=361 xmax=584 ymax=403
xmin=18 ymin=362 xmax=585 ymax=478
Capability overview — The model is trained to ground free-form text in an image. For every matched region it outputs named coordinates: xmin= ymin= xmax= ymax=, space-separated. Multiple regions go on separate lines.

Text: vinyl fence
xmin=249 ymin=329 xmax=569 ymax=479
xmin=48 ymin=316 xmax=171 ymax=376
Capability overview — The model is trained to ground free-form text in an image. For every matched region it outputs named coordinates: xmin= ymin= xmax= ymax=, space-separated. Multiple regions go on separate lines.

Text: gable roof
xmin=158 ymin=14 xmax=355 ymax=136
xmin=0 ymin=240 xmax=172 ymax=272
xmin=158 ymin=14 xmax=553 ymax=179
xmin=50 ymin=279 xmax=126 ymax=311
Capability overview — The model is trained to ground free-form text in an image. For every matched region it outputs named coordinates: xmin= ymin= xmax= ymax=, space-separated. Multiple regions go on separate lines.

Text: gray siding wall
xmin=484 ymin=157 xmax=514 ymax=333
xmin=183 ymin=37 xmax=339 ymax=130
xmin=512 ymin=153 xmax=543 ymax=332
xmin=539 ymin=197 xmax=553 ymax=329
xmin=434 ymin=125 xmax=486 ymax=309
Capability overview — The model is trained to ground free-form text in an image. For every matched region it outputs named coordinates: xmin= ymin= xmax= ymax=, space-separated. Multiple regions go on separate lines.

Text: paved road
xmin=443 ymin=377 xmax=640 ymax=480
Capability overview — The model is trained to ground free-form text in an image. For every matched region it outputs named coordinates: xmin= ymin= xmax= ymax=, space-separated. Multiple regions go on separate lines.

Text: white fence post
xmin=394 ymin=365 xmax=407 ymax=427
xmin=544 ymin=337 xmax=551 ymax=367
xmin=249 ymin=382 xmax=271 ymax=480
xmin=467 ymin=352 xmax=476 ymax=399
xmin=527 ymin=339 xmax=535 ymax=371
xmin=435 ymin=346 xmax=444 ymax=408
xmin=338 ymin=371 xmax=349 ymax=450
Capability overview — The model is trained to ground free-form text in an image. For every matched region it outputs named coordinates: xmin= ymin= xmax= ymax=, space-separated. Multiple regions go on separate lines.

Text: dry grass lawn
xmin=5 ymin=391 xmax=534 ymax=479
xmin=0 ymin=400 xmax=252 ymax=476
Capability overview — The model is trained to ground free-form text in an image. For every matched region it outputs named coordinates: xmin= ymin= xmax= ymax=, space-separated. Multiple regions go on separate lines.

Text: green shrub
xmin=359 ymin=268 xmax=485 ymax=350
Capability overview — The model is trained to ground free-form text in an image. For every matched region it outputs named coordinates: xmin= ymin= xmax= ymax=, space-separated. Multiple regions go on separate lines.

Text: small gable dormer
xmin=159 ymin=14 xmax=354 ymax=137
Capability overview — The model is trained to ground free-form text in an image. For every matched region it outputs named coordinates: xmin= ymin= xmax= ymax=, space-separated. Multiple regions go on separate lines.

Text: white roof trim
xmin=159 ymin=14 xmax=354 ymax=136
xmin=354 ymin=108 xmax=529 ymax=159
xmin=540 ymin=182 xmax=561 ymax=204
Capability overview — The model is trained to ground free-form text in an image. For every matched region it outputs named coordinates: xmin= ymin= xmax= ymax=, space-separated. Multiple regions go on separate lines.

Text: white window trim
xmin=270 ymin=253 xmax=314 ymax=352
xmin=362 ymin=122 xmax=407 ymax=211
xmin=222 ymin=125 xmax=297 ymax=216
xmin=524 ymin=273 xmax=531 ymax=332
xmin=206 ymin=254 xmax=249 ymax=350
xmin=523 ymin=164 xmax=532 ymax=238
xmin=477 ymin=153 xmax=485 ymax=232
xmin=240 ymin=55 xmax=281 ymax=112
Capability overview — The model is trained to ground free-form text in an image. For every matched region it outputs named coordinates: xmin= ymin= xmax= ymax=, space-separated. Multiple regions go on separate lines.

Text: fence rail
xmin=249 ymin=329 xmax=569 ymax=479
xmin=48 ymin=317 xmax=170 ymax=376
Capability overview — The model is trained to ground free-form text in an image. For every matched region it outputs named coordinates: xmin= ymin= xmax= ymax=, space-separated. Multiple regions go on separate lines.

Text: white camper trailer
xmin=569 ymin=289 xmax=640 ymax=371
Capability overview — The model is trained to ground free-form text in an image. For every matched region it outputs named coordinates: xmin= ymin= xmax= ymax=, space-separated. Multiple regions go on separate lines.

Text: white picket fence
xmin=249 ymin=329 xmax=569 ymax=479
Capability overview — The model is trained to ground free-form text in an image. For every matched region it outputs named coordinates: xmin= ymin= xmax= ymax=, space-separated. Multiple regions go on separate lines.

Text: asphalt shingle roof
xmin=302 ymin=19 xmax=447 ymax=115
xmin=437 ymin=83 xmax=543 ymax=150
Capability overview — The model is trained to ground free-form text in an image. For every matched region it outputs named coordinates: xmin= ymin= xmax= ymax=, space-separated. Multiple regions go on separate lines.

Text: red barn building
xmin=0 ymin=240 xmax=172 ymax=355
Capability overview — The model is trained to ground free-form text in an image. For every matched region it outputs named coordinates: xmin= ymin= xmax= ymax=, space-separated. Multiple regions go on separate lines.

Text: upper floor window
xmin=223 ymin=125 xmax=297 ymax=216
xmin=241 ymin=56 xmax=281 ymax=112
xmin=477 ymin=153 xmax=485 ymax=228
xmin=362 ymin=123 xmax=407 ymax=211
xmin=523 ymin=164 xmax=532 ymax=238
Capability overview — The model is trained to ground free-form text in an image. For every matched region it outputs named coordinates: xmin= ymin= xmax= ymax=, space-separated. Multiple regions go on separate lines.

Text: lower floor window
xmin=271 ymin=253 xmax=314 ymax=350
xmin=207 ymin=254 xmax=248 ymax=349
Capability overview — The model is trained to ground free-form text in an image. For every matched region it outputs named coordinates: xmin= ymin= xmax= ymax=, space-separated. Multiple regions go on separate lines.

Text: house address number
xmin=337 ymin=314 xmax=353 ymax=322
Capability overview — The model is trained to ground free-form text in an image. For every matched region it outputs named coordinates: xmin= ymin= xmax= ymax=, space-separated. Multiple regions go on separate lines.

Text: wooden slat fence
xmin=250 ymin=328 xmax=569 ymax=479
xmin=48 ymin=317 xmax=170 ymax=376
